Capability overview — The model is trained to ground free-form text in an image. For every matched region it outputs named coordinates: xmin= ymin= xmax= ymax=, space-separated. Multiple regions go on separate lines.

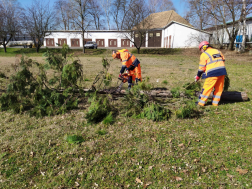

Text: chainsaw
xmin=115 ymin=73 xmax=129 ymax=92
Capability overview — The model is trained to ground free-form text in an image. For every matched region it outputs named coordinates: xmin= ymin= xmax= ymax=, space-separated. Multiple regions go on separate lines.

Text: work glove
xmin=119 ymin=73 xmax=122 ymax=78
xmin=194 ymin=76 xmax=200 ymax=82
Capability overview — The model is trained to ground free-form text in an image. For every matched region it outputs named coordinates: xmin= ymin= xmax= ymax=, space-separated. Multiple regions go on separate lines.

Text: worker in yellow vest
xmin=195 ymin=41 xmax=227 ymax=106
xmin=112 ymin=49 xmax=142 ymax=89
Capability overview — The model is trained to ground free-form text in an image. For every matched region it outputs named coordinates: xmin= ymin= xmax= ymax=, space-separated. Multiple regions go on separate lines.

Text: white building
xmin=44 ymin=10 xmax=211 ymax=48
xmin=207 ymin=17 xmax=252 ymax=45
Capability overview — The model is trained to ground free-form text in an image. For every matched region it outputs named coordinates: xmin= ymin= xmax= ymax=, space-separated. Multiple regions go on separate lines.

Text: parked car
xmin=84 ymin=41 xmax=98 ymax=49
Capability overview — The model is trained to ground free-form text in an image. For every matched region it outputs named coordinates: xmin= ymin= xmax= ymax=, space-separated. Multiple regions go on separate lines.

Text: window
xmin=135 ymin=34 xmax=138 ymax=38
xmin=110 ymin=40 xmax=112 ymax=45
xmin=77 ymin=41 xmax=78 ymax=45
xmin=149 ymin=33 xmax=153 ymax=37
xmin=127 ymin=41 xmax=129 ymax=45
xmin=101 ymin=41 xmax=103 ymax=45
xmin=156 ymin=33 xmax=160 ymax=37
xmin=114 ymin=41 xmax=116 ymax=45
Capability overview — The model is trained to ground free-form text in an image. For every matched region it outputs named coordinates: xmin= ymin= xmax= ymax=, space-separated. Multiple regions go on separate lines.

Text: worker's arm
xmin=120 ymin=65 xmax=127 ymax=74
xmin=196 ymin=53 xmax=207 ymax=78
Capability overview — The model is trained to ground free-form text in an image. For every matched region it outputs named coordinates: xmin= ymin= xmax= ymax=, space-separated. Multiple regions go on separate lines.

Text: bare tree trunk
xmin=228 ymin=37 xmax=236 ymax=50
xmin=82 ymin=31 xmax=85 ymax=53
xmin=137 ymin=47 xmax=140 ymax=54
xmin=3 ymin=44 xmax=7 ymax=53
xmin=241 ymin=0 xmax=246 ymax=52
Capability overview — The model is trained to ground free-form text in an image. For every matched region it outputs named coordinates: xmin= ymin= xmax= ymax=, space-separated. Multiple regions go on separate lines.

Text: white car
xmin=84 ymin=41 xmax=98 ymax=49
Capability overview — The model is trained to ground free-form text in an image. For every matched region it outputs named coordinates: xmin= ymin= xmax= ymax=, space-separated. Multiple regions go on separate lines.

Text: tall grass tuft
xmin=65 ymin=135 xmax=84 ymax=144
xmin=162 ymin=80 xmax=168 ymax=85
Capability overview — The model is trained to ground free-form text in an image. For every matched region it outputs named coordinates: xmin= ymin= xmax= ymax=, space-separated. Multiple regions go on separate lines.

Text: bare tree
xmin=148 ymin=0 xmax=176 ymax=13
xmin=208 ymin=0 xmax=244 ymax=50
xmin=21 ymin=0 xmax=57 ymax=53
xmin=89 ymin=0 xmax=105 ymax=30
xmin=122 ymin=0 xmax=152 ymax=53
xmin=184 ymin=0 xmax=209 ymax=30
xmin=54 ymin=0 xmax=73 ymax=30
xmin=110 ymin=0 xmax=122 ymax=30
xmin=100 ymin=0 xmax=111 ymax=30
xmin=0 ymin=0 xmax=21 ymax=53
xmin=241 ymin=0 xmax=248 ymax=52
xmin=70 ymin=0 xmax=92 ymax=53
xmin=110 ymin=0 xmax=134 ymax=30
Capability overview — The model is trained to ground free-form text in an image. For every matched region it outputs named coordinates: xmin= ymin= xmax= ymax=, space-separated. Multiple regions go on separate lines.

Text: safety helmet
xmin=112 ymin=50 xmax=120 ymax=59
xmin=199 ymin=41 xmax=209 ymax=50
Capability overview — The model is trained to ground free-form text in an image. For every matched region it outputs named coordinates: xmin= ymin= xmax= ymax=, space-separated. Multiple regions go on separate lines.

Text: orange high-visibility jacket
xmin=120 ymin=51 xmax=140 ymax=68
xmin=197 ymin=47 xmax=227 ymax=78
xmin=119 ymin=50 xmax=141 ymax=78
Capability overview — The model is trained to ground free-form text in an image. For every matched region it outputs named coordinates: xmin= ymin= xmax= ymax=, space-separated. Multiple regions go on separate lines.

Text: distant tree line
xmin=0 ymin=0 xmax=175 ymax=53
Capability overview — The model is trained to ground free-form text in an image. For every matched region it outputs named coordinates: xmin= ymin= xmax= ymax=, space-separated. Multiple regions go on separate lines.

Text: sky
xmin=18 ymin=0 xmax=187 ymax=17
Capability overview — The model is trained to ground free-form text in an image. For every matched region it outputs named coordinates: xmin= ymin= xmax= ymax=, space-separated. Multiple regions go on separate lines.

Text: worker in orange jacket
xmin=112 ymin=49 xmax=142 ymax=89
xmin=195 ymin=41 xmax=227 ymax=106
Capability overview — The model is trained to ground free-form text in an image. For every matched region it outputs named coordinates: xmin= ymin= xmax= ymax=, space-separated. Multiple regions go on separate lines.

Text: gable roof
xmin=137 ymin=10 xmax=193 ymax=30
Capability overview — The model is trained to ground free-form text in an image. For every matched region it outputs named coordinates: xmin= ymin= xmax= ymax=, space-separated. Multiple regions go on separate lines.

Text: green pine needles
xmin=85 ymin=92 xmax=114 ymax=123
xmin=175 ymin=100 xmax=200 ymax=119
xmin=0 ymin=45 xmax=83 ymax=117
xmin=141 ymin=102 xmax=171 ymax=121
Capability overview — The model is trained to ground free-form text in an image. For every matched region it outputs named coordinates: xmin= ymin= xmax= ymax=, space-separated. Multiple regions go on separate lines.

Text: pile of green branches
xmin=0 ymin=44 xmax=84 ymax=117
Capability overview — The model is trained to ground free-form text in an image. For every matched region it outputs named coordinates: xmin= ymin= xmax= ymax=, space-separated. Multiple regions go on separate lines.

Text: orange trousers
xmin=198 ymin=75 xmax=225 ymax=106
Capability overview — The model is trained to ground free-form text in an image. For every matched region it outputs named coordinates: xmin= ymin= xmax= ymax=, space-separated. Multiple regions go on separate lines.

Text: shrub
xmin=0 ymin=45 xmax=83 ymax=117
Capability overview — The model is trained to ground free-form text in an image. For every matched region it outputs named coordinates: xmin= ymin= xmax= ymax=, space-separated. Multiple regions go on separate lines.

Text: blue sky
xmin=172 ymin=0 xmax=186 ymax=17
xmin=19 ymin=0 xmax=187 ymax=16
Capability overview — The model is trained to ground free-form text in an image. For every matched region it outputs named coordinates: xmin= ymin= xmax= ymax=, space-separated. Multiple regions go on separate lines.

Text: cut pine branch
xmin=83 ymin=89 xmax=248 ymax=102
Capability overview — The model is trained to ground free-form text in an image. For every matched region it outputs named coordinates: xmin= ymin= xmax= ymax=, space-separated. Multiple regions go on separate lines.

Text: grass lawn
xmin=0 ymin=48 xmax=251 ymax=188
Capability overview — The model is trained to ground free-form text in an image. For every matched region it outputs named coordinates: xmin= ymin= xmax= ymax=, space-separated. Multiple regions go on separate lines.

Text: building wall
xmin=44 ymin=25 xmax=211 ymax=49
xmin=163 ymin=23 xmax=210 ymax=48
xmin=44 ymin=31 xmax=133 ymax=48
xmin=210 ymin=20 xmax=252 ymax=44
